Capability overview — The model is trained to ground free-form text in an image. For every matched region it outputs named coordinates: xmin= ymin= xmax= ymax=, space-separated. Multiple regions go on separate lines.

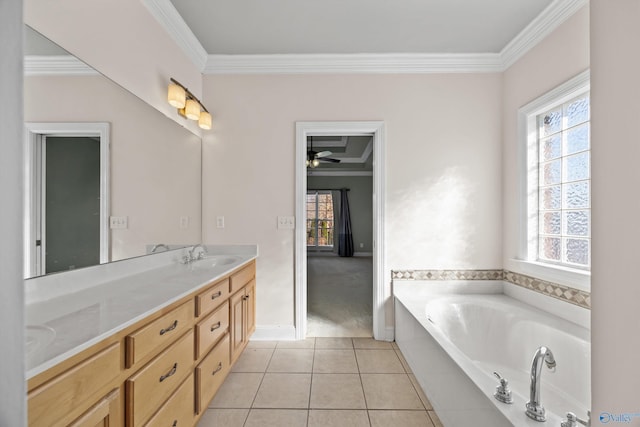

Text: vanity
xmin=25 ymin=246 xmax=257 ymax=427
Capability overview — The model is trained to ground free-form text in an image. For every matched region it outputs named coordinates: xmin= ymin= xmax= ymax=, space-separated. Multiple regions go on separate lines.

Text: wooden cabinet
xmin=28 ymin=343 xmax=121 ymax=427
xmin=69 ymin=388 xmax=121 ymax=427
xmin=28 ymin=258 xmax=256 ymax=427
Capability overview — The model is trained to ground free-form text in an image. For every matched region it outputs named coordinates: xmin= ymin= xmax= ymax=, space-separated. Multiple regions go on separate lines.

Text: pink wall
xmin=590 ymin=0 xmax=640 ymax=419
xmin=25 ymin=75 xmax=202 ymax=261
xmin=202 ymin=73 xmax=503 ymax=328
xmin=24 ymin=0 xmax=203 ymax=135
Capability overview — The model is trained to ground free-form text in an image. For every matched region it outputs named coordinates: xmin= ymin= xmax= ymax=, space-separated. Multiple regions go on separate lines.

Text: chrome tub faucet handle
xmin=493 ymin=371 xmax=513 ymax=404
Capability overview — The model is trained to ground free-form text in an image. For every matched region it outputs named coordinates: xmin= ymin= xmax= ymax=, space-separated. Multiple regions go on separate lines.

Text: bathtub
xmin=394 ymin=281 xmax=590 ymax=427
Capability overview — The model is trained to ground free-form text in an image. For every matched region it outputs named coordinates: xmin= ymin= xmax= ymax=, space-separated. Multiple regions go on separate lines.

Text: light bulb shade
xmin=185 ymin=99 xmax=201 ymax=120
xmin=167 ymin=83 xmax=186 ymax=109
xmin=198 ymin=111 xmax=212 ymax=130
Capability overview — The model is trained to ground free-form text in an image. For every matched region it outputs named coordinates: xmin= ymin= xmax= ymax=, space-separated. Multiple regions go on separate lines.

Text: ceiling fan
xmin=307 ymin=138 xmax=341 ymax=168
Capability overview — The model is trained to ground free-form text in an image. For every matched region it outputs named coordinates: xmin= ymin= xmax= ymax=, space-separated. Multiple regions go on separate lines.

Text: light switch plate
xmin=277 ymin=216 xmax=295 ymax=229
xmin=216 ymin=216 xmax=225 ymax=228
xmin=110 ymin=216 xmax=128 ymax=229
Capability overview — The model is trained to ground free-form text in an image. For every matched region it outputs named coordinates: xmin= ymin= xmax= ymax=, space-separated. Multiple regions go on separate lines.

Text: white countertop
xmin=25 ymin=245 xmax=257 ymax=380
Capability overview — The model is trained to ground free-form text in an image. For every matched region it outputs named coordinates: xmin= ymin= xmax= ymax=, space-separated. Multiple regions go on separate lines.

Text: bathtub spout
xmin=525 ymin=346 xmax=556 ymax=422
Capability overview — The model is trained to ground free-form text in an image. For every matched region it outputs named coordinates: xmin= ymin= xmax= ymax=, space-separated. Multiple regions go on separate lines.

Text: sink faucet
xmin=150 ymin=243 xmax=170 ymax=253
xmin=525 ymin=346 xmax=556 ymax=422
xmin=187 ymin=244 xmax=208 ymax=262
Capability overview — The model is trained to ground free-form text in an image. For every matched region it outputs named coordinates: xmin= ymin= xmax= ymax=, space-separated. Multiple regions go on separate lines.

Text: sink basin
xmin=25 ymin=325 xmax=56 ymax=358
xmin=192 ymin=255 xmax=241 ymax=269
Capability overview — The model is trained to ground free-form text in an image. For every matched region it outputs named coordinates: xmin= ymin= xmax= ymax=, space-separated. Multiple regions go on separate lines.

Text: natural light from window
xmin=306 ymin=191 xmax=334 ymax=248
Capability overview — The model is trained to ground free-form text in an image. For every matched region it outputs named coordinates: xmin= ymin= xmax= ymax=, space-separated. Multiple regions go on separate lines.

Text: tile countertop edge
xmin=25 ymin=252 xmax=257 ymax=380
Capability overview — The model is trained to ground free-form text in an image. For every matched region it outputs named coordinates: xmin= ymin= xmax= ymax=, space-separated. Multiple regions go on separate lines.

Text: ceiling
xmin=169 ymin=0 xmax=554 ymax=55
xmin=307 ymin=136 xmax=373 ymax=175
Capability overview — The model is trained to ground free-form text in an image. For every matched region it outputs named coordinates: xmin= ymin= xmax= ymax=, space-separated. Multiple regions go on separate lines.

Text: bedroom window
xmin=306 ymin=191 xmax=334 ymax=248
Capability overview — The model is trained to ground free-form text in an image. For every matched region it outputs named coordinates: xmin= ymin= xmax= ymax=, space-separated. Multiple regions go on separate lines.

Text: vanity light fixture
xmin=167 ymin=78 xmax=212 ymax=130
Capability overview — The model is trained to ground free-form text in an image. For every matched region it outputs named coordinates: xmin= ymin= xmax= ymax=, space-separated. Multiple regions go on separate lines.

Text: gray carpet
xmin=307 ymin=256 xmax=373 ymax=337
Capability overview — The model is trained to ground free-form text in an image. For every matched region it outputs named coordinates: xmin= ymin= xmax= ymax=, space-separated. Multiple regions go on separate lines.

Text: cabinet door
xmin=245 ymin=279 xmax=256 ymax=337
xmin=230 ymin=290 xmax=246 ymax=364
xmin=69 ymin=388 xmax=121 ymax=427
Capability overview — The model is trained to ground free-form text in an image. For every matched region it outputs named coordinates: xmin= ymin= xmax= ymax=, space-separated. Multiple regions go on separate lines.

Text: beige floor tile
xmin=369 ymin=410 xmax=434 ymax=427
xmin=267 ymin=348 xmax=314 ymax=373
xmin=361 ymin=374 xmax=424 ymax=410
xmin=232 ymin=348 xmax=274 ymax=372
xmin=395 ymin=349 xmax=413 ymax=373
xmin=276 ymin=338 xmax=316 ymax=349
xmin=313 ymin=349 xmax=358 ymax=373
xmin=196 ymin=408 xmax=249 ymax=427
xmin=310 ymin=373 xmax=367 ymax=409
xmin=428 ymin=410 xmax=444 ymax=427
xmin=209 ymin=373 xmax=264 ymax=408
xmin=247 ymin=340 xmax=277 ymax=349
xmin=308 ymin=410 xmax=370 ymax=427
xmin=391 ymin=341 xmax=399 ymax=349
xmin=244 ymin=409 xmax=308 ymax=427
xmin=253 ymin=373 xmax=312 ymax=409
xmin=353 ymin=338 xmax=393 ymax=349
xmin=356 ymin=349 xmax=405 ymax=373
xmin=408 ymin=374 xmax=433 ymax=410
xmin=315 ymin=337 xmax=355 ymax=349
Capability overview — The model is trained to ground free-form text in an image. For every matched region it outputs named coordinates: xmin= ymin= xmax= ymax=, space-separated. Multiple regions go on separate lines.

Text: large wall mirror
xmin=23 ymin=25 xmax=202 ymax=279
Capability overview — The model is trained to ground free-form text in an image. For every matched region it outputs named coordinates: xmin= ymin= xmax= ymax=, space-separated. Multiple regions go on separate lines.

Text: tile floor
xmin=197 ymin=338 xmax=443 ymax=427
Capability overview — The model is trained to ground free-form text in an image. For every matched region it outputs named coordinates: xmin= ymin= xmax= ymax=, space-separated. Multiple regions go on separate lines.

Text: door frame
xmin=24 ymin=122 xmax=110 ymax=277
xmin=295 ymin=121 xmax=387 ymax=340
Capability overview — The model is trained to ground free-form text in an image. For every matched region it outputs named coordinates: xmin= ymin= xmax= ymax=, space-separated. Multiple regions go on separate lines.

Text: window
xmin=520 ymin=71 xmax=591 ymax=274
xmin=306 ymin=191 xmax=334 ymax=248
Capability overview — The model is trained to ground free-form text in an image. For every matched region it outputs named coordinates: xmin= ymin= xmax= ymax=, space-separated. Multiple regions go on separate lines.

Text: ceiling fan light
xmin=312 ymin=158 xmax=320 ymax=168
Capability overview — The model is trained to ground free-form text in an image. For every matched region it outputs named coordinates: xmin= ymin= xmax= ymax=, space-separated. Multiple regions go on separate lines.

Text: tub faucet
xmin=187 ymin=244 xmax=208 ymax=262
xmin=525 ymin=346 xmax=556 ymax=422
xmin=151 ymin=243 xmax=170 ymax=253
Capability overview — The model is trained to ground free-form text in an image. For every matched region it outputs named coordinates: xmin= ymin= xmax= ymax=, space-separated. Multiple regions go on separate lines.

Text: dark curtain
xmin=337 ymin=189 xmax=354 ymax=257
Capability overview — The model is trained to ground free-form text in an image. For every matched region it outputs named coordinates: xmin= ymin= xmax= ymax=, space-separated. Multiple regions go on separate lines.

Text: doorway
xmin=295 ymin=121 xmax=387 ymax=341
xmin=24 ymin=123 xmax=110 ymax=277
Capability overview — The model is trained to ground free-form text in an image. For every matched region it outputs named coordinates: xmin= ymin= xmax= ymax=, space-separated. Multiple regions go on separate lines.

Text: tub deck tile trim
xmin=391 ymin=269 xmax=590 ymax=310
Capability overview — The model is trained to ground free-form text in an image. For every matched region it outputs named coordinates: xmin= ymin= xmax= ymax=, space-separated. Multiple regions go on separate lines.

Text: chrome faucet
xmin=525 ymin=346 xmax=556 ymax=422
xmin=187 ymin=244 xmax=208 ymax=262
xmin=151 ymin=243 xmax=170 ymax=253
xmin=561 ymin=411 xmax=591 ymax=427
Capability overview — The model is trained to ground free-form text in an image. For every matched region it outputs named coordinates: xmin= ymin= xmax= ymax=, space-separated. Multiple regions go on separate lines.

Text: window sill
xmin=505 ymin=259 xmax=590 ymax=292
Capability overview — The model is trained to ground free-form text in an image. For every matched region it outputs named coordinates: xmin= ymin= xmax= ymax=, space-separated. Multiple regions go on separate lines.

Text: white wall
xmin=25 ymin=74 xmax=202 ymax=261
xmin=502 ymin=6 xmax=590 ymax=280
xmin=590 ymin=0 xmax=640 ymax=418
xmin=202 ymin=73 xmax=503 ymax=330
xmin=0 ymin=0 xmax=26 ymax=424
xmin=24 ymin=0 xmax=203 ymax=135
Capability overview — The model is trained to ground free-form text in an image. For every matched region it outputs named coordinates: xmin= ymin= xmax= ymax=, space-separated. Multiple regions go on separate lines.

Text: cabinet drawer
xmin=69 ymin=388 xmax=121 ymax=427
xmin=144 ymin=375 xmax=194 ymax=427
xmin=229 ymin=262 xmax=255 ymax=294
xmin=126 ymin=330 xmax=194 ymax=427
xmin=195 ymin=300 xmax=229 ymax=360
xmin=28 ymin=343 xmax=121 ymax=427
xmin=195 ymin=278 xmax=229 ymax=317
xmin=126 ymin=301 xmax=194 ymax=368
xmin=195 ymin=334 xmax=230 ymax=414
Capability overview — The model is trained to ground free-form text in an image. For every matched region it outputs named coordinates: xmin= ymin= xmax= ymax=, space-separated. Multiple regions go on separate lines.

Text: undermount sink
xmin=192 ymin=255 xmax=241 ymax=268
xmin=25 ymin=325 xmax=56 ymax=357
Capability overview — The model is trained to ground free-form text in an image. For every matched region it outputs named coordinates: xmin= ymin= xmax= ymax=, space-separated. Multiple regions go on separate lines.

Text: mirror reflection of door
xmin=37 ymin=136 xmax=101 ymax=274
xmin=24 ymin=122 xmax=110 ymax=278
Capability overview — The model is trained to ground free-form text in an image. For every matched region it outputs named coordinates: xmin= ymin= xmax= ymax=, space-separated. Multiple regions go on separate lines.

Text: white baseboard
xmin=251 ymin=325 xmax=296 ymax=341
xmin=384 ymin=326 xmax=395 ymax=342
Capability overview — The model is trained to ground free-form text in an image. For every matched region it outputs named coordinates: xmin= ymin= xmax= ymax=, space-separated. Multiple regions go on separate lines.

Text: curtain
xmin=331 ymin=190 xmax=341 ymax=254
xmin=337 ymin=189 xmax=354 ymax=257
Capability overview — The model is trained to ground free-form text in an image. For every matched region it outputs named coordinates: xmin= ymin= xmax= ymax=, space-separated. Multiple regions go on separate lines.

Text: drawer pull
xmin=172 ymin=421 xmax=178 ymax=427
xmin=159 ymin=363 xmax=178 ymax=382
xmin=212 ymin=362 xmax=223 ymax=376
xmin=211 ymin=291 xmax=222 ymax=300
xmin=210 ymin=321 xmax=222 ymax=332
xmin=159 ymin=320 xmax=178 ymax=335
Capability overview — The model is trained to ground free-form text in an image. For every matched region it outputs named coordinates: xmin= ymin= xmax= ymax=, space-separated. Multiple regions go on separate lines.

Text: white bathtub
xmin=394 ymin=281 xmax=590 ymax=427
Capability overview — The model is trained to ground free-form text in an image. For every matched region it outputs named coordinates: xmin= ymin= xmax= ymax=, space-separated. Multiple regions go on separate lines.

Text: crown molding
xmin=500 ymin=0 xmax=589 ymax=69
xmin=204 ymin=53 xmax=503 ymax=74
xmin=143 ymin=0 xmax=208 ymax=71
xmin=24 ymin=55 xmax=99 ymax=76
